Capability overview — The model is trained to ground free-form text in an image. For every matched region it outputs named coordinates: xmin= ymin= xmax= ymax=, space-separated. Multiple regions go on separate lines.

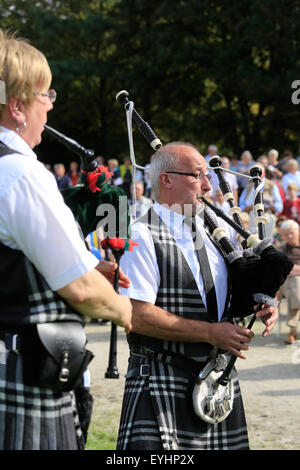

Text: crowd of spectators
xmin=44 ymin=146 xmax=300 ymax=233
xmin=44 ymin=156 xmax=154 ymax=222
xmin=204 ymin=145 xmax=300 ymax=232
xmin=205 ymin=145 xmax=300 ymax=345
xmin=45 ymin=145 xmax=300 ymax=343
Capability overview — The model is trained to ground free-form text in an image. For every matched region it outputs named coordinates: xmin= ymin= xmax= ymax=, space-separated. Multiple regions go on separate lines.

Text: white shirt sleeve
xmin=120 ymin=222 xmax=160 ymax=303
xmin=0 ymin=160 xmax=99 ymax=290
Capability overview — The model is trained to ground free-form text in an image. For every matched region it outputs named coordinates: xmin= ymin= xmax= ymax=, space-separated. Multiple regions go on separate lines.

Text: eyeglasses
xmin=33 ymin=89 xmax=57 ymax=103
xmin=165 ymin=170 xmax=212 ymax=182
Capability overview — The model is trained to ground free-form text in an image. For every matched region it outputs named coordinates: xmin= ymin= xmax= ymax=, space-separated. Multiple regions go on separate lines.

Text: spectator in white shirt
xmin=268 ymin=149 xmax=283 ymax=180
xmin=128 ymin=181 xmax=152 ymax=221
xmin=205 ymin=143 xmax=218 ymax=163
xmin=282 ymin=159 xmax=300 ymax=197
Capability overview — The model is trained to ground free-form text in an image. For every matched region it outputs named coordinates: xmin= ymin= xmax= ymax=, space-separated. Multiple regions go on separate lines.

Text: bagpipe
xmin=44 ymin=124 xmax=137 ymax=379
xmin=115 ymin=90 xmax=162 ymax=220
xmin=115 ymin=91 xmax=293 ymax=424
xmin=192 ymin=161 xmax=293 ymax=424
xmin=202 ymin=159 xmax=292 ymax=319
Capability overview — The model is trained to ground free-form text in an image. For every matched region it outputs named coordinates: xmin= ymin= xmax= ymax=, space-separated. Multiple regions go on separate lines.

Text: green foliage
xmin=1 ymin=0 xmax=300 ymax=164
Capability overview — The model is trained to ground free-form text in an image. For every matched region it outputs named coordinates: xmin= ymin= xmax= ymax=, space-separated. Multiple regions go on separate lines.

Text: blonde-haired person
xmin=108 ymin=158 xmax=123 ymax=186
xmin=0 ymin=30 xmax=132 ymax=450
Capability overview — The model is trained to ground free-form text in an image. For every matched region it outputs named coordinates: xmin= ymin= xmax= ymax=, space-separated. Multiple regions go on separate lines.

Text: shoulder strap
xmin=0 ymin=140 xmax=20 ymax=157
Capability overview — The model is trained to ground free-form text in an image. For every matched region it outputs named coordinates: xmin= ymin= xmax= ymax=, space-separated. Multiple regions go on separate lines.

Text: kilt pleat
xmin=117 ymin=374 xmax=163 ymax=450
xmin=0 ymin=351 xmax=82 ymax=450
xmin=117 ymin=354 xmax=249 ymax=450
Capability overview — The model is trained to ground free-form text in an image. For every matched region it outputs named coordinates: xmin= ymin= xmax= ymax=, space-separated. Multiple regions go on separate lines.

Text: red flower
xmin=81 ymin=165 xmax=113 ymax=193
xmin=101 ymin=237 xmax=139 ymax=252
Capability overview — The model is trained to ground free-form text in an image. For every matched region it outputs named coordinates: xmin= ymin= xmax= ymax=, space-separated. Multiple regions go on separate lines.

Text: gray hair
xmin=268 ymin=149 xmax=279 ymax=158
xmin=149 ymin=142 xmax=198 ymax=200
xmin=241 ymin=150 xmax=253 ymax=160
xmin=131 ymin=180 xmax=144 ymax=189
xmin=208 ymin=144 xmax=218 ymax=154
xmin=286 ymin=159 xmax=299 ymax=170
xmin=280 ymin=219 xmax=299 ymax=231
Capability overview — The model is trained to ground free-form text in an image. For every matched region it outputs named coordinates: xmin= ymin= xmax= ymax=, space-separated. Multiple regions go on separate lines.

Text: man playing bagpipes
xmin=116 ymin=141 xmax=294 ymax=451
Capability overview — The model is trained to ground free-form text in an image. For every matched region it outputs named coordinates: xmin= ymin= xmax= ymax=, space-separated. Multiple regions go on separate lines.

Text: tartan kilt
xmin=0 ymin=350 xmax=83 ymax=450
xmin=117 ymin=353 xmax=249 ymax=450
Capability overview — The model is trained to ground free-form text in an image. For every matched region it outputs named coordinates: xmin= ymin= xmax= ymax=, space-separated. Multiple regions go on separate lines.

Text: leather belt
xmin=129 ymin=345 xmax=206 ymax=374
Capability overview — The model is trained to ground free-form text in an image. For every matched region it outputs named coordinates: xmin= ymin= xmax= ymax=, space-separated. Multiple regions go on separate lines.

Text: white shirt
xmin=282 ymin=171 xmax=300 ymax=196
xmin=121 ymin=201 xmax=237 ymax=321
xmin=129 ymin=196 xmax=152 ymax=221
xmin=0 ymin=126 xmax=98 ymax=291
xmin=239 ymin=178 xmax=283 ymax=213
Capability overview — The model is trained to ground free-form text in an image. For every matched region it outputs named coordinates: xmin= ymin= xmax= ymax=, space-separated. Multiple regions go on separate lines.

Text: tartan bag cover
xmin=0 ymin=142 xmax=88 ymax=450
xmin=117 ymin=208 xmax=249 ymax=450
xmin=0 ymin=242 xmax=85 ymax=450
xmin=0 ymin=142 xmax=85 ymax=449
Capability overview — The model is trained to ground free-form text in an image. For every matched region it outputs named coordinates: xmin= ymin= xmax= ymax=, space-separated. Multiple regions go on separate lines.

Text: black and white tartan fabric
xmin=0 ymin=350 xmax=82 ymax=450
xmin=127 ymin=208 xmax=230 ymax=360
xmin=117 ymin=353 xmax=249 ymax=450
xmin=0 ymin=143 xmax=86 ymax=449
xmin=0 ymin=245 xmax=84 ymax=449
xmin=118 ymin=208 xmax=249 ymax=450
xmin=24 ymin=257 xmax=85 ymax=325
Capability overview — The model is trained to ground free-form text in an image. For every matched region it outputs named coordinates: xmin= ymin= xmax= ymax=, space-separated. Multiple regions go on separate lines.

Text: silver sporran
xmin=192 ymin=353 xmax=234 ymax=424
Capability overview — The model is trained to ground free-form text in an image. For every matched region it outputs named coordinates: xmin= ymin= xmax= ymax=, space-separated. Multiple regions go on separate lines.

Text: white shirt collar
xmin=153 ymin=201 xmax=205 ymax=238
xmin=0 ymin=126 xmax=37 ymax=160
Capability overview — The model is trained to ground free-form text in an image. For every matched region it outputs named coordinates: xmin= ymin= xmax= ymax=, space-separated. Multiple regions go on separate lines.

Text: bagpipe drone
xmin=115 ymin=90 xmax=293 ymax=424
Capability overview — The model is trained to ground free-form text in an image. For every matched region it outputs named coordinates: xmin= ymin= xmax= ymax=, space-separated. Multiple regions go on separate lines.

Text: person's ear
xmin=7 ymin=96 xmax=26 ymax=122
xmin=160 ymin=172 xmax=173 ymax=189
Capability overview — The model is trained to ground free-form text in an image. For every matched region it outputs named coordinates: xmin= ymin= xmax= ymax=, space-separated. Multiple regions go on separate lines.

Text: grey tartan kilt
xmin=0 ymin=350 xmax=82 ymax=450
xmin=117 ymin=353 xmax=249 ymax=450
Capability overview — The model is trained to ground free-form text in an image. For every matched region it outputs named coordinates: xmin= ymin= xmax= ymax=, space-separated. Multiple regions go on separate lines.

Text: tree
xmin=1 ymin=0 xmax=300 ymax=164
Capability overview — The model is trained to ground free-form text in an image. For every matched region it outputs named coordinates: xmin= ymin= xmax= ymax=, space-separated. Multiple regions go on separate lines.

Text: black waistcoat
xmin=127 ymin=209 xmax=230 ymax=360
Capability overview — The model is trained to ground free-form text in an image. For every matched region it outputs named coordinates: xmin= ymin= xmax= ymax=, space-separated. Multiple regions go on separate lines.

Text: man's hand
xmin=255 ymin=304 xmax=279 ymax=337
xmin=95 ymin=260 xmax=130 ymax=289
xmin=207 ymin=322 xmax=255 ymax=359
